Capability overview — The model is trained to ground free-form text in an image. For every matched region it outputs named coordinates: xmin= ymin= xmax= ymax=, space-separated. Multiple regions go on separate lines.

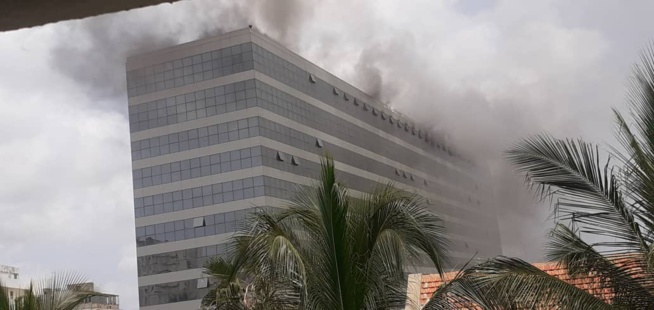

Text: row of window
xmin=137 ymin=243 xmax=229 ymax=277
xmin=136 ymin=208 xmax=252 ymax=247
xmin=139 ymin=278 xmax=213 ymax=307
xmin=128 ymin=79 xmax=257 ymax=133
xmin=134 ymin=176 xmax=298 ymax=218
xmin=132 ymin=146 xmax=262 ymax=189
xmin=127 ymin=43 xmax=254 ymax=97
xmin=131 ymin=117 xmax=260 ymax=161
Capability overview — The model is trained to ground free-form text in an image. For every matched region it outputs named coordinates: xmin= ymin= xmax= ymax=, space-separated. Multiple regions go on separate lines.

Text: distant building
xmin=68 ymin=283 xmax=120 ymax=310
xmin=0 ymin=265 xmax=25 ymax=308
xmin=126 ymin=27 xmax=503 ymax=309
xmin=1 ymin=266 xmax=119 ymax=310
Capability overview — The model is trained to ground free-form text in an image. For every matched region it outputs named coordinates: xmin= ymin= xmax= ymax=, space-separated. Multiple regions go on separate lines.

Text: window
xmin=381 ymin=112 xmax=386 ymax=120
xmin=343 ymin=93 xmax=350 ymax=101
xmin=424 ymin=180 xmax=428 ymax=186
xmin=309 ymin=74 xmax=316 ymax=83
xmin=362 ymin=103 xmax=369 ymax=111
xmin=276 ymin=151 xmax=286 ymax=162
xmin=197 ymin=278 xmax=209 ymax=288
xmin=372 ymin=108 xmax=378 ymax=116
xmin=410 ymin=175 xmax=415 ymax=181
xmin=333 ymin=87 xmax=340 ymax=95
xmin=353 ymin=98 xmax=359 ymax=106
xmin=291 ymin=156 xmax=300 ymax=166
xmin=395 ymin=169 xmax=401 ymax=176
xmin=315 ymin=138 xmax=323 ymax=148
xmin=389 ymin=116 xmax=394 ymax=124
xmin=193 ymin=217 xmax=205 ymax=228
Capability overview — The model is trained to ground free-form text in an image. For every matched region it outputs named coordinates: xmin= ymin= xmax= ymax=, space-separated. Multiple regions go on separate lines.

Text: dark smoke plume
xmin=48 ymin=0 xmax=310 ymax=111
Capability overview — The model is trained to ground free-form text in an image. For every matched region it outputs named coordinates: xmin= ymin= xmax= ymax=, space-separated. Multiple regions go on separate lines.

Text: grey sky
xmin=0 ymin=1 xmax=652 ymax=309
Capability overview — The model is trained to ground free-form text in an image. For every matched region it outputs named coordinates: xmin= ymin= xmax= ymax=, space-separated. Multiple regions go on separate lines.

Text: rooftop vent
xmin=309 ymin=74 xmax=317 ymax=83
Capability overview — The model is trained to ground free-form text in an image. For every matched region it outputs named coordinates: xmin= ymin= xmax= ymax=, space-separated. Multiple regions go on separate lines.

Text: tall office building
xmin=126 ymin=28 xmax=502 ymax=310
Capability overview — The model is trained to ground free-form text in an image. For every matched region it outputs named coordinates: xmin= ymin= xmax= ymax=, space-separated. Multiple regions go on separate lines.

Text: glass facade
xmin=127 ymin=30 xmax=501 ymax=309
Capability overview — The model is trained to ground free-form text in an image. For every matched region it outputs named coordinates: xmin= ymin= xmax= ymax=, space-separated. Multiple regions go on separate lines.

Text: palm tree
xmin=424 ymin=46 xmax=654 ymax=309
xmin=201 ymin=255 xmax=299 ymax=310
xmin=0 ymin=273 xmax=102 ymax=310
xmin=202 ymin=156 xmax=450 ymax=310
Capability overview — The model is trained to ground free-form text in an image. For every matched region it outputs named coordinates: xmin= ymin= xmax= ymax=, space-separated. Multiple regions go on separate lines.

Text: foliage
xmin=202 ymin=157 xmax=450 ymax=310
xmin=0 ymin=273 xmax=102 ymax=310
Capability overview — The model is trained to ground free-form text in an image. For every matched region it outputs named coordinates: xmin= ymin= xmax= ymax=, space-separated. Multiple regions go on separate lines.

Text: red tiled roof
xmin=416 ymin=257 xmax=646 ymax=307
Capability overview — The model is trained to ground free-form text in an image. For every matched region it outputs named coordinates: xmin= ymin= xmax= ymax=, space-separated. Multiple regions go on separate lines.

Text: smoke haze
xmin=45 ymin=0 xmax=623 ymax=261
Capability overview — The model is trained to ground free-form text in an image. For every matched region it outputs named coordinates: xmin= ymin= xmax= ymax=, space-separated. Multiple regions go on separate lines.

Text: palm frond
xmin=547 ymin=223 xmax=654 ymax=307
xmin=474 ymin=256 xmax=611 ymax=309
xmin=6 ymin=272 xmax=102 ymax=310
xmin=0 ymin=281 xmax=10 ymax=310
xmin=613 ymin=44 xmax=654 ymax=252
xmin=423 ymin=256 xmax=495 ymax=310
xmin=626 ymin=43 xmax=654 ymax=161
xmin=506 ymin=135 xmax=649 ymax=254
